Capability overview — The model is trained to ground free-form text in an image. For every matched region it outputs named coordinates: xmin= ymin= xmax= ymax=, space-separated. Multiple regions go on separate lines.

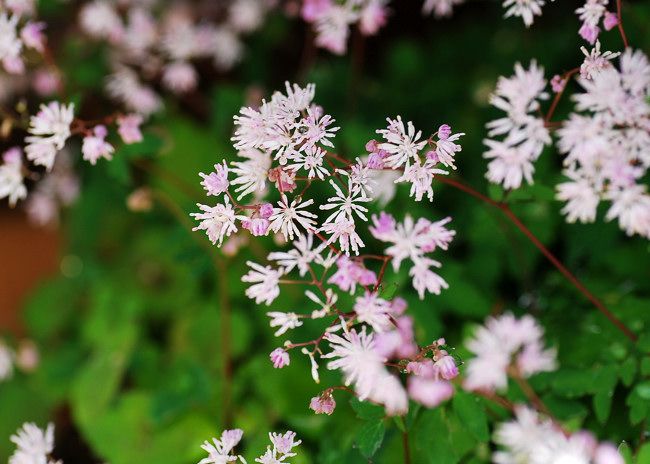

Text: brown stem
xmin=616 ymin=0 xmax=629 ymax=48
xmin=402 ymin=430 xmax=411 ymax=464
xmin=545 ymin=68 xmax=579 ymax=124
xmin=436 ymin=176 xmax=638 ymax=342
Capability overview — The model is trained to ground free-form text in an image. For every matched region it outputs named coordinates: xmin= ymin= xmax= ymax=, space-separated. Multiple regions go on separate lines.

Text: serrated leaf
xmin=355 ymin=420 xmax=385 ymax=458
xmin=452 ymin=391 xmax=489 ymax=441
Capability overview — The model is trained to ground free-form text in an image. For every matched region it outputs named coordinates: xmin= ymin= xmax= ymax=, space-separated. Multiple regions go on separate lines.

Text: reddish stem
xmin=616 ymin=0 xmax=629 ymax=48
xmin=436 ymin=176 xmax=637 ymax=342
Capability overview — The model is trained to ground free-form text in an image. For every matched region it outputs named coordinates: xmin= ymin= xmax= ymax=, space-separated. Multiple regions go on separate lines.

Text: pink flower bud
xmin=365 ymin=139 xmax=379 ymax=153
xmin=21 ymin=22 xmax=46 ymax=53
xmin=435 ymin=355 xmax=459 ymax=380
xmin=358 ymin=269 xmax=377 ymax=286
xmin=242 ymin=218 xmax=270 ymax=236
xmin=603 ymin=12 xmax=619 ymax=31
xmin=550 ymin=74 xmax=565 ymax=93
xmin=437 ymin=124 xmax=452 ymax=140
xmin=3 ymin=147 xmax=22 ymax=165
xmin=259 ymin=203 xmax=274 ymax=219
xmin=425 ymin=150 xmax=440 ymax=164
xmin=309 ymin=394 xmax=336 ymax=415
xmin=270 ymin=348 xmax=290 ymax=368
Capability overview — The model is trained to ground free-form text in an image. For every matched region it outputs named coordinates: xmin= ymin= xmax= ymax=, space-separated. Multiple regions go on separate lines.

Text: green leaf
xmin=637 ymin=443 xmax=650 ymax=464
xmin=617 ymin=442 xmax=632 ymax=464
xmin=413 ymin=409 xmax=458 ymax=464
xmin=593 ymin=367 xmax=618 ymax=424
xmin=635 ymin=381 xmax=650 ymax=400
xmin=355 ymin=420 xmax=385 ymax=458
xmin=350 ymin=397 xmax=385 ymax=420
xmin=641 ymin=358 xmax=650 ymax=376
xmin=619 ymin=358 xmax=637 ymax=386
xmin=452 ymin=391 xmax=489 ymax=441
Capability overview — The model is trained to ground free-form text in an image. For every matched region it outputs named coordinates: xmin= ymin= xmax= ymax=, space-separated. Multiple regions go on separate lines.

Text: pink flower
xmin=301 ymin=0 xmax=332 ymax=22
xmin=359 ymin=0 xmax=388 ymax=36
xmin=117 ymin=114 xmax=143 ymax=144
xmin=437 ymin=124 xmax=452 ymax=140
xmin=21 ymin=22 xmax=46 ymax=52
xmin=82 ymin=125 xmax=114 ymax=165
xmin=32 ymin=69 xmax=61 ymax=96
xmin=270 ymin=348 xmax=290 ymax=368
xmin=602 ymin=12 xmax=618 ymax=31
xmin=259 ymin=203 xmax=274 ymax=219
xmin=199 ymin=162 xmax=229 ymax=196
xmin=309 ymin=394 xmax=336 ymax=415
xmin=435 ymin=354 xmax=458 ymax=380
xmin=242 ymin=217 xmax=270 ymax=236
xmin=162 ymin=61 xmax=198 ymax=94
xmin=579 ymin=22 xmax=600 ymax=44
xmin=594 ymin=444 xmax=624 ymax=464
xmin=408 ymin=377 xmax=454 ymax=408
xmin=550 ymin=74 xmax=566 ymax=93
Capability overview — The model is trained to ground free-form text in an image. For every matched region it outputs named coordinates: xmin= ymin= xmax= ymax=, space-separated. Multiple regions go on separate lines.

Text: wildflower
xmin=9 ymin=423 xmax=55 ymax=464
xmin=267 ymin=312 xmax=303 ymax=336
xmin=269 ymin=195 xmax=317 ymax=241
xmin=376 ymin=116 xmax=427 ymax=169
xmin=25 ymin=102 xmax=74 ymax=170
xmin=422 ymin=0 xmax=464 ymax=18
xmin=191 ymin=197 xmax=242 ymax=246
xmin=464 ymin=313 xmax=557 ymax=391
xmin=200 ymin=162 xmax=230 ymax=196
xmin=269 ymin=348 xmax=290 ymax=368
xmin=580 ymin=41 xmax=620 ymax=80
xmin=353 ymin=292 xmax=393 ymax=332
xmin=242 ymin=261 xmax=284 ymax=305
xmin=503 ymin=0 xmax=550 ymax=27
xmin=117 ymin=114 xmax=143 ymax=144
xmin=0 ymin=148 xmax=27 ymax=207
xmin=162 ymin=61 xmax=198 ymax=94
xmin=199 ymin=429 xmax=244 ymax=464
xmin=309 ymin=393 xmax=336 ymax=415
xmin=82 ymin=125 xmax=114 ymax=165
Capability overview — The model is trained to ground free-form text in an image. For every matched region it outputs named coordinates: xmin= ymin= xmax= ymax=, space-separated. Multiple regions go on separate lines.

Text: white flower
xmin=106 ymin=68 xmax=162 ymax=116
xmin=199 ymin=429 xmax=244 ymax=464
xmin=230 ymin=148 xmax=272 ymax=200
xmin=395 ymin=159 xmax=448 ymax=202
xmin=323 ymin=326 xmax=408 ymax=415
xmin=314 ymin=4 xmax=357 ymax=55
xmin=242 ymin=261 xmax=284 ymax=305
xmin=319 ymin=179 xmax=371 ymax=224
xmin=503 ymin=0 xmax=552 ymax=27
xmin=266 ymin=312 xmax=303 ymax=336
xmin=191 ymin=197 xmax=243 ymax=246
xmin=268 ymin=233 xmax=322 ymax=277
xmin=338 ymin=158 xmax=375 ymax=196
xmin=305 ymin=288 xmax=338 ymax=318
xmin=376 ymin=116 xmax=427 ymax=169
xmin=289 ymin=145 xmax=329 ymax=180
xmin=269 ymin=195 xmax=317 ymax=241
xmin=605 ymin=185 xmax=650 ymax=239
xmin=464 ymin=313 xmax=557 ymax=392
xmin=79 ymin=0 xmax=123 ymax=41
xmin=319 ymin=217 xmax=365 ymax=255
xmin=25 ymin=102 xmax=74 ymax=171
xmin=580 ymin=41 xmax=620 ymax=80
xmin=9 ymin=422 xmax=54 ymax=464
xmin=0 ymin=149 xmax=27 ymax=207
xmin=556 ymin=173 xmax=600 ymax=223
xmin=0 ymin=13 xmax=22 ymax=72
xmin=409 ymin=257 xmax=448 ymax=298
xmin=353 ymin=293 xmax=392 ymax=332
xmin=484 ymin=139 xmax=536 ymax=189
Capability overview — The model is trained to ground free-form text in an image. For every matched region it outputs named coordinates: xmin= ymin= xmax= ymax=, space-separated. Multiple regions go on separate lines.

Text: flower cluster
xmin=502 ymin=0 xmax=554 ymax=27
xmin=192 ymin=82 xmax=462 ymax=254
xmin=483 ymin=61 xmax=551 ymax=190
xmin=556 ymin=49 xmax=650 ymax=238
xmin=80 ymin=0 xmax=270 ymax=113
xmin=9 ymin=422 xmax=59 ymax=464
xmin=198 ymin=429 xmax=301 ymax=464
xmin=494 ymin=407 xmax=624 ymax=464
xmin=464 ymin=313 xmax=557 ymax=392
xmin=300 ymin=0 xmax=389 ymax=54
xmin=0 ymin=100 xmax=143 ymax=212
xmin=0 ymin=7 xmax=46 ymax=75
xmin=576 ymin=0 xmax=620 ymax=44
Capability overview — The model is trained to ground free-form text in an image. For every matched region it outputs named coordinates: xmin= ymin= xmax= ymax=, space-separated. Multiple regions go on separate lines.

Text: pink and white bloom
xmin=82 ymin=125 xmax=114 ymax=165
xmin=117 ymin=114 xmax=144 ymax=144
xmin=25 ymin=102 xmax=74 ymax=170
xmin=242 ymin=261 xmax=284 ymax=305
xmin=191 ymin=197 xmax=242 ymax=246
xmin=0 ymin=148 xmax=27 ymax=207
xmin=270 ymin=348 xmax=290 ymax=368
xmin=200 ymin=161 xmax=230 ymax=196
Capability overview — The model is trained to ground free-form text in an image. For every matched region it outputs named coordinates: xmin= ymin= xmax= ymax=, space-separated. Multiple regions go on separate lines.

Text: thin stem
xmin=436 ymin=176 xmax=638 ymax=343
xmin=544 ymin=68 xmax=579 ymax=124
xmin=402 ymin=430 xmax=411 ymax=464
xmin=616 ymin=0 xmax=629 ymax=48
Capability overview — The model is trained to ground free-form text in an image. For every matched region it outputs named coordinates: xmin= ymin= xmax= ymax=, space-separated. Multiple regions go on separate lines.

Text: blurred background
xmin=1 ymin=0 xmax=649 ymax=463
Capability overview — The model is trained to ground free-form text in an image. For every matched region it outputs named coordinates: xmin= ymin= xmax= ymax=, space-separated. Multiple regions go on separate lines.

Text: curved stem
xmin=436 ymin=176 xmax=638 ymax=343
